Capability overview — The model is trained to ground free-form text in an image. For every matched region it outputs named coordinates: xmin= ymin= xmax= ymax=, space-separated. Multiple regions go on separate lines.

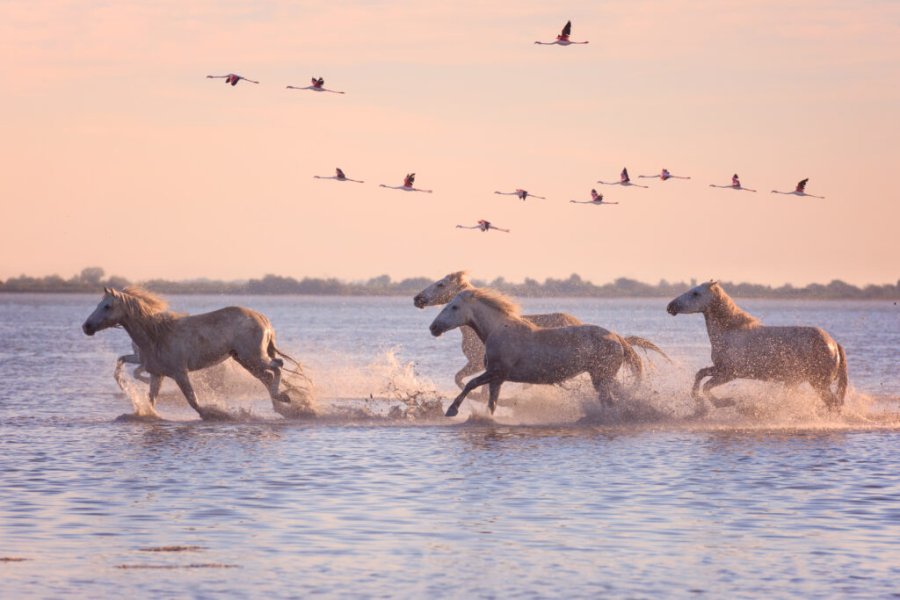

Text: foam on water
xmin=109 ymin=346 xmax=900 ymax=432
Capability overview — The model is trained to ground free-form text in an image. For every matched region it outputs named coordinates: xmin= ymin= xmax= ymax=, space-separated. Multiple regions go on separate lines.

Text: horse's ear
xmin=459 ymin=290 xmax=475 ymax=300
xmin=103 ymin=287 xmax=111 ymax=295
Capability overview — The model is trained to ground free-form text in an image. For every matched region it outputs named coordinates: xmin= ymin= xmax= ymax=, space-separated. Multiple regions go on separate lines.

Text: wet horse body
xmin=667 ymin=281 xmax=848 ymax=411
xmin=414 ymin=271 xmax=581 ymax=390
xmin=429 ymin=288 xmax=661 ymax=417
xmin=83 ymin=287 xmax=304 ymax=420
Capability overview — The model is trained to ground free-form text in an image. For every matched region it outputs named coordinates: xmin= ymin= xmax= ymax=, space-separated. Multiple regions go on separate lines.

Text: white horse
xmin=414 ymin=271 xmax=668 ymax=393
xmin=83 ymin=287 xmax=312 ymax=420
xmin=667 ymin=281 xmax=848 ymax=412
xmin=414 ymin=272 xmax=581 ymax=390
xmin=430 ymin=289 xmax=653 ymax=417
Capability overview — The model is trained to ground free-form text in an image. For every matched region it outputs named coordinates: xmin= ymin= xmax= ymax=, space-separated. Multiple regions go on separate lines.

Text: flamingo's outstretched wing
xmin=561 ymin=20 xmax=572 ymax=37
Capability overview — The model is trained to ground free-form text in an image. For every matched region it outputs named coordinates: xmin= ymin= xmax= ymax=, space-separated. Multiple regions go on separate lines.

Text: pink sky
xmin=1 ymin=0 xmax=898 ymax=286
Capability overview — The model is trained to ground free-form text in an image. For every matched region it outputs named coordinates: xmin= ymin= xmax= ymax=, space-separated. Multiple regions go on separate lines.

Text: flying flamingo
xmin=710 ymin=174 xmax=756 ymax=192
xmin=771 ymin=178 xmax=825 ymax=199
xmin=379 ymin=173 xmax=433 ymax=193
xmin=207 ymin=73 xmax=259 ymax=86
xmin=494 ymin=189 xmax=547 ymax=201
xmin=313 ymin=168 xmax=364 ymax=183
xmin=570 ymin=189 xmax=619 ymax=205
xmin=457 ymin=220 xmax=510 ymax=233
xmin=534 ymin=20 xmax=589 ymax=45
xmin=286 ymin=77 xmax=345 ymax=94
xmin=638 ymin=168 xmax=691 ymax=181
xmin=597 ymin=167 xmax=648 ymax=188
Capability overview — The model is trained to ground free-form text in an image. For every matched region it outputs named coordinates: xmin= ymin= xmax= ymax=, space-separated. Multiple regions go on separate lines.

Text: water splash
xmin=109 ymin=348 xmax=899 ymax=430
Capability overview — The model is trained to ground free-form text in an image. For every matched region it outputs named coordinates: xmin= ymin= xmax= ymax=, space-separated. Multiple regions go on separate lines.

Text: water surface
xmin=1 ymin=294 xmax=898 ymax=598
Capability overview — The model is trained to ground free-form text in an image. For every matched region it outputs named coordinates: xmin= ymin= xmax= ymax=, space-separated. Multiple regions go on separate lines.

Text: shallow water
xmin=1 ymin=294 xmax=898 ymax=598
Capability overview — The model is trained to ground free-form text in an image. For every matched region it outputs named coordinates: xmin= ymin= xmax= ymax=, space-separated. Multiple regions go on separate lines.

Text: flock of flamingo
xmin=209 ymin=19 xmax=825 ymax=235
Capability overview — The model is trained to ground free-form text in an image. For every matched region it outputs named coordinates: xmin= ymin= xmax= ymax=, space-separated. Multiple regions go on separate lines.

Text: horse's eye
xmin=451 ymin=305 xmax=458 ymax=310
xmin=437 ymin=283 xmax=444 ymax=288
xmin=692 ymin=291 xmax=699 ymax=297
xmin=104 ymin=304 xmax=111 ymax=310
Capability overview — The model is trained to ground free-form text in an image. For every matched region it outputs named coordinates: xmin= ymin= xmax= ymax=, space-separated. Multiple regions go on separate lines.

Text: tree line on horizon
xmin=0 ymin=267 xmax=897 ymax=300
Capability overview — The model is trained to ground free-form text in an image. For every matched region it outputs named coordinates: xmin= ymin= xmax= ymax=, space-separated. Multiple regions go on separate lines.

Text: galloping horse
xmin=667 ymin=281 xmax=848 ymax=412
xmin=429 ymin=288 xmax=668 ymax=417
xmin=83 ymin=287 xmax=309 ymax=420
xmin=414 ymin=272 xmax=582 ymax=389
xmin=414 ymin=271 xmax=668 ymax=392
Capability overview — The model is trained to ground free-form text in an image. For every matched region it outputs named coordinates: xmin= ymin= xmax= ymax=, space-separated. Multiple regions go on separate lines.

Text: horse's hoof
xmin=445 ymin=406 xmax=459 ymax=417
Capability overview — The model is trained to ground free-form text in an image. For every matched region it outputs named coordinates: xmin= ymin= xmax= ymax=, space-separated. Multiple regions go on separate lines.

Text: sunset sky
xmin=2 ymin=0 xmax=898 ymax=286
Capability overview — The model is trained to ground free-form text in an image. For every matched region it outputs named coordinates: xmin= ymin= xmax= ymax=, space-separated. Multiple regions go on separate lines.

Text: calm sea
xmin=1 ymin=294 xmax=898 ymax=598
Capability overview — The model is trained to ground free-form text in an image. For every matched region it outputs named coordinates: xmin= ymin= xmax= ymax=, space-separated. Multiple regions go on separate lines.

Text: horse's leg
xmin=446 ymin=371 xmax=498 ymax=417
xmin=454 ymin=359 xmax=483 ymax=391
xmin=234 ymin=356 xmax=291 ymax=404
xmin=457 ymin=327 xmax=487 ymax=398
xmin=148 ymin=374 xmax=163 ymax=409
xmin=702 ymin=372 xmax=737 ymax=408
xmin=487 ymin=380 xmax=503 ymax=414
xmin=114 ymin=354 xmax=140 ymax=390
xmin=812 ymin=380 xmax=841 ymax=412
xmin=590 ymin=373 xmax=615 ymax=407
xmin=691 ymin=366 xmax=716 ymax=400
xmin=171 ymin=371 xmax=228 ymax=420
xmin=133 ymin=365 xmax=151 ymax=384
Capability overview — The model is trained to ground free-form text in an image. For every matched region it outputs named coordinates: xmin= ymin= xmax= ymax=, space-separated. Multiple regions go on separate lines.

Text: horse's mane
xmin=120 ymin=286 xmax=169 ymax=314
xmin=469 ymin=287 xmax=521 ymax=317
xmin=709 ymin=284 xmax=760 ymax=329
xmin=448 ymin=270 xmax=470 ymax=285
xmin=115 ymin=286 xmax=178 ymax=338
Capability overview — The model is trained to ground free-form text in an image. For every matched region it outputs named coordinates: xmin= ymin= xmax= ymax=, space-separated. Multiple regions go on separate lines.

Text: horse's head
xmin=82 ymin=287 xmax=126 ymax=335
xmin=667 ymin=280 xmax=719 ymax=316
xmin=414 ymin=271 xmax=470 ymax=308
xmin=429 ymin=290 xmax=475 ymax=336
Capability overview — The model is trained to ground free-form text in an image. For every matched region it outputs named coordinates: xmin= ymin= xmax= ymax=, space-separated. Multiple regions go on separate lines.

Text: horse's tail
xmin=617 ymin=335 xmax=643 ymax=385
xmin=268 ymin=339 xmax=312 ymax=384
xmin=624 ymin=336 xmax=672 ymax=364
xmin=835 ymin=343 xmax=848 ymax=406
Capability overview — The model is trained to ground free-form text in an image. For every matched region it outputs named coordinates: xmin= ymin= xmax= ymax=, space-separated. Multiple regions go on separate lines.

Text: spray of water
xmin=110 ymin=348 xmax=899 ymax=430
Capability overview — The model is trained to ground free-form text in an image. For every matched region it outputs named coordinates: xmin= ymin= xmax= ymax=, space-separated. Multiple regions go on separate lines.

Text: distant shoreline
xmin=2 ymin=269 xmax=897 ymax=300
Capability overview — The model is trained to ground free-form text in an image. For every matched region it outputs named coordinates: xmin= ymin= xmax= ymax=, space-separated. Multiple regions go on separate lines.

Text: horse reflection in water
xmin=429 ymin=288 xmax=669 ymax=417
xmin=83 ymin=287 xmax=312 ymax=420
xmin=667 ymin=281 xmax=848 ymax=414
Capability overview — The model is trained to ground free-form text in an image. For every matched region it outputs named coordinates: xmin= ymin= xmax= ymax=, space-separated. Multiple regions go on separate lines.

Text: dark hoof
xmin=445 ymin=405 xmax=459 ymax=417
